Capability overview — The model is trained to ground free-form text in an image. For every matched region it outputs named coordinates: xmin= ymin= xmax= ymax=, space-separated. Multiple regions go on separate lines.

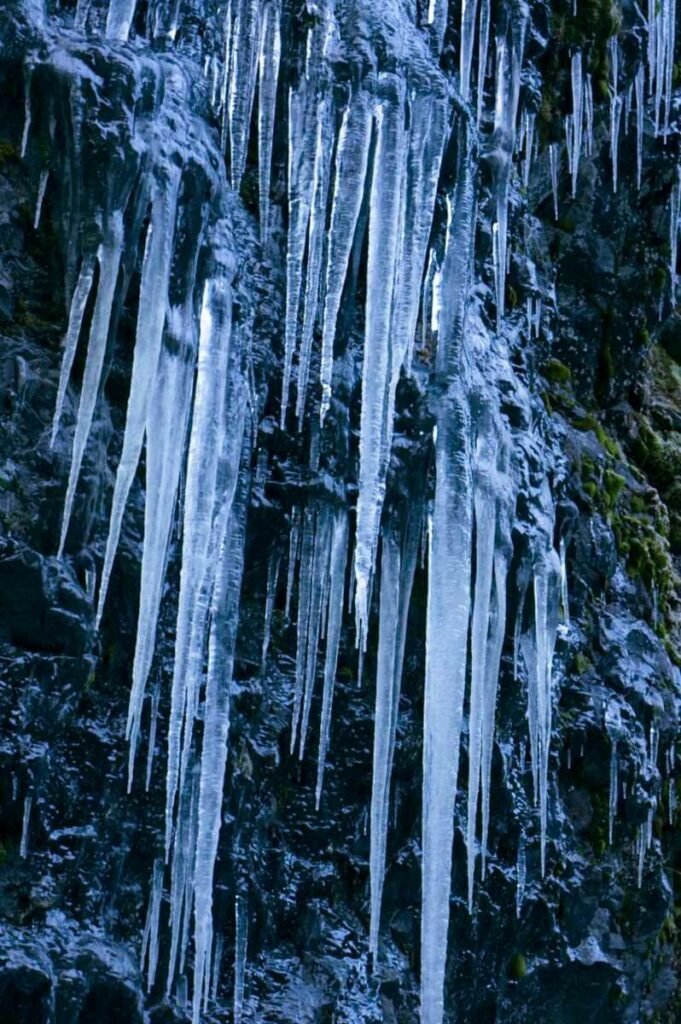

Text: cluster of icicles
xmin=22 ymin=0 xmax=678 ymax=1018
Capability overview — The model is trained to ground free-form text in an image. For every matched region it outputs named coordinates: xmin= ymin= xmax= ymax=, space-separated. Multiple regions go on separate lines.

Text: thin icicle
xmin=516 ymin=838 xmax=526 ymax=918
xmin=635 ymin=65 xmax=645 ymax=190
xmin=127 ymin=306 xmax=196 ymax=789
xmin=354 ymin=76 xmax=406 ymax=649
xmin=369 ymin=502 xmax=422 ymax=957
xmin=395 ymin=88 xmax=448 ymax=378
xmin=281 ymin=77 xmax=318 ymax=426
xmin=19 ymin=795 xmax=32 ymax=858
xmin=20 ymin=61 xmax=33 ymax=160
xmin=233 ymin=894 xmax=248 ymax=1024
xmin=261 ymin=555 xmax=280 ymax=671
xmin=610 ymin=94 xmax=622 ymax=193
xmin=296 ymin=100 xmax=332 ymax=429
xmin=58 ymin=212 xmax=125 ymax=558
xmin=285 ymin=507 xmax=300 ymax=619
xmin=476 ymin=0 xmax=491 ymax=126
xmin=299 ymin=508 xmax=332 ymax=758
xmin=315 ymin=509 xmax=349 ymax=808
xmin=522 ymin=110 xmax=535 ymax=188
xmin=460 ymin=0 xmax=480 ymax=101
xmin=549 ymin=143 xmax=559 ymax=221
xmin=141 ymin=858 xmax=165 ymax=993
xmin=145 ymin=680 xmax=161 ymax=793
xmin=227 ymin=0 xmax=260 ymax=190
xmin=257 ymin=1 xmax=281 ymax=244
xmin=584 ymin=74 xmax=594 ymax=157
xmin=559 ymin=536 xmax=570 ymax=627
xmin=669 ymin=167 xmax=681 ymax=302
xmin=96 ymin=167 xmax=181 ymax=631
xmin=608 ymin=739 xmax=618 ymax=844
xmin=491 ymin=20 xmax=526 ymax=325
xmin=51 ymin=254 xmax=96 ymax=448
xmin=319 ymin=93 xmax=372 ymax=423
xmin=33 ymin=169 xmax=48 ymax=230
xmin=570 ymin=52 xmax=583 ymax=197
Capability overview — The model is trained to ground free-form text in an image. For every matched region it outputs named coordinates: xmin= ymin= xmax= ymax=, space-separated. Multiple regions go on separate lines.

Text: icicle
xmin=315 ymin=509 xmax=349 ymax=808
xmin=637 ymin=824 xmax=645 ymax=886
xmin=210 ymin=932 xmax=224 ymax=1002
xmin=299 ymin=508 xmax=333 ymax=758
xmin=285 ymin=507 xmax=300 ymax=619
xmin=476 ymin=0 xmax=491 ymax=126
xmin=141 ymin=858 xmax=164 ymax=993
xmin=19 ymin=795 xmax=32 ymax=858
xmin=127 ymin=306 xmax=197 ymax=789
xmin=296 ymin=100 xmax=332 ymax=429
xmin=570 ymin=52 xmax=583 ymax=197
xmin=610 ymin=95 xmax=622 ymax=193
xmin=355 ymin=77 xmax=406 ymax=649
xmin=420 ymin=116 xmax=475 ymax=1024
xmin=58 ymin=213 xmax=125 ymax=558
xmin=191 ymin=424 xmax=248 ymax=1024
xmin=669 ymin=168 xmax=681 ymax=302
xmin=608 ymin=739 xmax=618 ymax=844
xmin=635 ymin=66 xmax=645 ymax=190
xmin=549 ymin=143 xmax=559 ymax=221
xmin=96 ymin=167 xmax=181 ymax=632
xmin=257 ymin=1 xmax=281 ymax=244
xmin=522 ymin=111 xmax=535 ymax=188
xmin=20 ymin=61 xmax=33 ymax=160
xmin=460 ymin=0 xmax=480 ymax=101
xmin=467 ymin=413 xmax=512 ymax=903
xmin=491 ymin=19 xmax=526 ymax=325
xmin=516 ymin=838 xmax=526 ymax=918
xmin=564 ymin=115 xmax=574 ymax=183
xmin=281 ymin=78 xmax=318 ymax=426
xmin=584 ymin=74 xmax=594 ymax=157
xmin=166 ymin=765 xmax=199 ymax=998
xmin=51 ymin=254 xmax=96 ymax=448
xmin=165 ymin=262 xmax=236 ymax=857
xmin=559 ymin=536 xmax=570 ymax=627
xmin=233 ymin=894 xmax=248 ymax=1024
xmin=291 ymin=506 xmax=316 ymax=750
xmin=369 ymin=502 xmax=422 ymax=956
xmin=33 ymin=169 xmax=48 ymax=231
xmin=319 ymin=93 xmax=372 ymax=423
xmin=397 ymin=89 xmax=448 ymax=377
xmin=105 ymin=0 xmax=138 ymax=41
xmin=260 ymin=555 xmax=279 ymax=671
xmin=227 ymin=0 xmax=260 ymax=190
xmin=145 ymin=680 xmax=161 ymax=793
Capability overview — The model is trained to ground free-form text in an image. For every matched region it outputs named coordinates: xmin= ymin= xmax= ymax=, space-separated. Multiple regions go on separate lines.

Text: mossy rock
xmin=508 ymin=953 xmax=527 ymax=981
xmin=544 ymin=358 xmax=572 ymax=385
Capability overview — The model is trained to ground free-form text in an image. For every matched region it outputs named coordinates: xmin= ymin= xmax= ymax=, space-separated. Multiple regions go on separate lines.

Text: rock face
xmin=0 ymin=0 xmax=681 ymax=1022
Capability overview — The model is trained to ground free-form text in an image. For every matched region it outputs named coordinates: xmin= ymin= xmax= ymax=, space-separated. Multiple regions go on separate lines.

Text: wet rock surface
xmin=0 ymin=0 xmax=680 ymax=1022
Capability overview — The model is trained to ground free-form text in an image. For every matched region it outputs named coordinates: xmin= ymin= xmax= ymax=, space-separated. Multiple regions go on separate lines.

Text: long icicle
xmin=421 ymin=112 xmax=476 ymax=1024
xmin=319 ymin=92 xmax=372 ymax=423
xmin=96 ymin=166 xmax=181 ymax=629
xmin=58 ymin=212 xmax=125 ymax=557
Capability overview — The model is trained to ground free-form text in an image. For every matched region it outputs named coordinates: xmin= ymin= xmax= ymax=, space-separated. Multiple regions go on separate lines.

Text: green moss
xmin=544 ymin=358 xmax=572 ymax=385
xmin=508 ymin=953 xmax=527 ymax=980
xmin=0 ymin=138 xmax=18 ymax=168
xmin=604 ymin=469 xmax=626 ymax=508
xmin=572 ymin=652 xmax=594 ymax=674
